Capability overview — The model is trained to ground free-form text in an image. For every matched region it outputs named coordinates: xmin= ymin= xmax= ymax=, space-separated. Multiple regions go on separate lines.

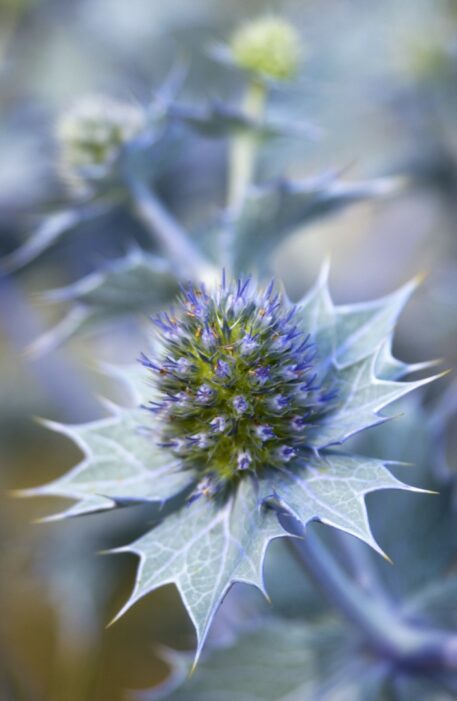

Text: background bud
xmin=56 ymin=94 xmax=144 ymax=193
xmin=230 ymin=16 xmax=301 ymax=81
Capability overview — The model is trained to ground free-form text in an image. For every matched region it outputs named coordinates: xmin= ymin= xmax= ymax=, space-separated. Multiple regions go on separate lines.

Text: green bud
xmin=404 ymin=36 xmax=453 ymax=82
xmin=230 ymin=16 xmax=301 ymax=81
xmin=56 ymin=94 xmax=144 ymax=192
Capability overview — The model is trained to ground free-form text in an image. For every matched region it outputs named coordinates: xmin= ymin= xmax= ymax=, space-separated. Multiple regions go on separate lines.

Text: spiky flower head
xmin=230 ymin=16 xmax=301 ymax=81
xmin=142 ymin=276 xmax=333 ymax=497
xmin=57 ymin=94 xmax=144 ymax=192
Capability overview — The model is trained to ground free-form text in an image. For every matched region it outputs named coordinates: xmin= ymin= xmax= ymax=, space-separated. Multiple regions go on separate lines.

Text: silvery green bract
xmin=23 ymin=265 xmax=440 ymax=663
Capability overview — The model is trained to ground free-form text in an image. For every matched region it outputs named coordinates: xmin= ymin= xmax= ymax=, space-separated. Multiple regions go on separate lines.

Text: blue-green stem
xmin=289 ymin=531 xmax=457 ymax=673
xmin=333 ymin=529 xmax=389 ymax=603
xmin=128 ymin=177 xmax=215 ymax=282
xmin=227 ymin=80 xmax=266 ymax=210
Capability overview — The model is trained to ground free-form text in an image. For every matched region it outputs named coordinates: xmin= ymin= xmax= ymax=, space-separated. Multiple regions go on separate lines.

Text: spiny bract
xmin=141 ymin=276 xmax=334 ymax=494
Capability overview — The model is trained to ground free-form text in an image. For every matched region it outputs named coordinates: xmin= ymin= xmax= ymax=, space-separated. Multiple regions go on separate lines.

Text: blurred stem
xmin=228 ymin=80 xmax=266 ymax=210
xmin=128 ymin=177 xmax=215 ymax=281
xmin=333 ymin=530 xmax=389 ymax=603
xmin=222 ymin=80 xmax=266 ymax=272
xmin=289 ymin=533 xmax=457 ymax=673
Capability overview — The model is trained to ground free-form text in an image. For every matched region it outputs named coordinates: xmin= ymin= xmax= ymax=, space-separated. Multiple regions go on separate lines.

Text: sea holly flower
xmin=23 ymin=267 xmax=442 ymax=664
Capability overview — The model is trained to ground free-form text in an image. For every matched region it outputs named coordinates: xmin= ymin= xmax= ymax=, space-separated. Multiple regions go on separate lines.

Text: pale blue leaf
xmin=111 ymin=477 xmax=284 ymax=664
xmin=139 ymin=618 xmax=384 ymax=701
xmin=297 ymin=267 xmax=444 ymax=447
xmin=311 ymin=351 xmax=440 ymax=447
xmin=232 ymin=175 xmax=402 ymax=273
xmin=19 ymin=406 xmax=192 ymax=521
xmin=28 ymin=250 xmax=179 ymax=355
xmin=0 ymin=203 xmax=108 ymax=274
xmin=261 ymin=453 xmax=421 ymax=556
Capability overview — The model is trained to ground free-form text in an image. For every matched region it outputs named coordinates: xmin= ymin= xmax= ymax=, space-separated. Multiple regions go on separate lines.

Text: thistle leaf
xmin=297 ymin=269 xmax=443 ymax=447
xmin=231 ymin=175 xmax=402 ymax=274
xmin=167 ymin=100 xmax=317 ymax=140
xmin=109 ymin=452 xmax=416 ymax=657
xmin=139 ymin=618 xmax=380 ymax=701
xmin=262 ymin=453 xmax=420 ymax=556
xmin=297 ymin=267 xmax=417 ymax=371
xmin=140 ymin=612 xmax=457 ymax=701
xmin=312 ymin=352 xmax=440 ymax=447
xmin=0 ymin=203 xmax=109 ymax=274
xmin=112 ymin=477 xmax=284 ymax=663
xmin=20 ymin=407 xmax=192 ymax=520
xmin=29 ymin=250 xmax=179 ymax=355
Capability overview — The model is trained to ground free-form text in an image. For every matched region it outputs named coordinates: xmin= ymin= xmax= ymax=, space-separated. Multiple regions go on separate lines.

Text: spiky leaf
xmin=112 ymin=477 xmax=284 ymax=662
xmin=20 ymin=406 xmax=192 ymax=520
xmin=139 ymin=618 xmax=380 ymax=701
xmin=0 ymin=202 xmax=109 ymax=274
xmin=231 ymin=174 xmax=402 ymax=274
xmin=140 ymin=611 xmax=457 ymax=701
xmin=29 ymin=250 xmax=179 ymax=355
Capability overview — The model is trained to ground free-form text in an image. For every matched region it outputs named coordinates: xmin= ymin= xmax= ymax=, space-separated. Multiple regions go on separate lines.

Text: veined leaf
xmin=261 ymin=453 xmax=422 ymax=556
xmin=112 ymin=477 xmax=284 ymax=663
xmin=297 ymin=264 xmax=417 ymax=371
xmin=19 ymin=406 xmax=192 ymax=520
xmin=312 ymin=351 xmax=438 ymax=447
xmin=297 ymin=266 xmax=442 ymax=446
xmin=110 ymin=452 xmax=416 ymax=659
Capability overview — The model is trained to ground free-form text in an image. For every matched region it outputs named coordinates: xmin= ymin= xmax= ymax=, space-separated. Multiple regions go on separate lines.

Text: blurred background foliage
xmin=1 ymin=0 xmax=457 ymax=699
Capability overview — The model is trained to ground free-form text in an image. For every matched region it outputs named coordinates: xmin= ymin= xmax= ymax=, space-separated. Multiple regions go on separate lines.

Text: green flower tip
xmin=230 ymin=15 xmax=302 ymax=81
xmin=56 ymin=94 xmax=144 ymax=190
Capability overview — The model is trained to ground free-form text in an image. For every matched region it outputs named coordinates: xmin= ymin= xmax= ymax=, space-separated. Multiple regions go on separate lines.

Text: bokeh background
xmin=1 ymin=0 xmax=456 ymax=699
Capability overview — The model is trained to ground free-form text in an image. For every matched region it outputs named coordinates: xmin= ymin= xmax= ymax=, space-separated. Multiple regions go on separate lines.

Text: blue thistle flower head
xmin=141 ymin=275 xmax=333 ymax=494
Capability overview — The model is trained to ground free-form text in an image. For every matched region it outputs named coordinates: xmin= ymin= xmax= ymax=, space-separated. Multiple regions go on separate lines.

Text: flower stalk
xmin=127 ymin=176 xmax=215 ymax=282
xmin=289 ymin=533 xmax=457 ymax=673
xmin=227 ymin=79 xmax=266 ymax=211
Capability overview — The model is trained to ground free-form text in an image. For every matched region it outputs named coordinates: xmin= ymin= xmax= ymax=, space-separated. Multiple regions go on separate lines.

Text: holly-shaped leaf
xmin=19 ymin=406 xmax=192 ymax=521
xmin=138 ymin=611 xmax=457 ymax=701
xmin=0 ymin=202 xmax=110 ymax=274
xmin=29 ymin=250 xmax=179 ymax=355
xmin=138 ymin=618 xmax=380 ymax=701
xmin=231 ymin=174 xmax=403 ymax=274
